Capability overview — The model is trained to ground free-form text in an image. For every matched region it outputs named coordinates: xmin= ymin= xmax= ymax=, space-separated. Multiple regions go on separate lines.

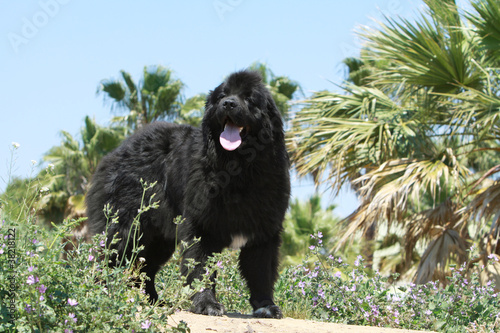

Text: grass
xmin=1 ymin=154 xmax=499 ymax=332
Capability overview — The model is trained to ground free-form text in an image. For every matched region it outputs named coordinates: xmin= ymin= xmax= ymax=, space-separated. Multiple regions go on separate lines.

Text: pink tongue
xmin=220 ymin=121 xmax=242 ymax=151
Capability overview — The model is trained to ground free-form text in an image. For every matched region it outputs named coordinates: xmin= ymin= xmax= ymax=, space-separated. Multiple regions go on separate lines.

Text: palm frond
xmin=289 ymin=86 xmax=436 ymax=193
xmin=461 ymin=178 xmax=500 ymax=235
xmin=468 ymin=0 xmax=500 ymax=54
xmin=362 ymin=0 xmax=482 ymax=92
xmin=414 ymin=228 xmax=467 ymax=285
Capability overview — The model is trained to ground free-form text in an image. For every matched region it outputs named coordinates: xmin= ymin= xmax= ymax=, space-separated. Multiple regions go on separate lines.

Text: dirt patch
xmin=167 ymin=311 xmax=436 ymax=333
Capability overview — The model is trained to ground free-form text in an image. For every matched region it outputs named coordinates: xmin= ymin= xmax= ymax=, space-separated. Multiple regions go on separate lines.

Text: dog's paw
xmin=191 ymin=290 xmax=225 ymax=316
xmin=191 ymin=301 xmax=225 ymax=316
xmin=253 ymin=305 xmax=283 ymax=319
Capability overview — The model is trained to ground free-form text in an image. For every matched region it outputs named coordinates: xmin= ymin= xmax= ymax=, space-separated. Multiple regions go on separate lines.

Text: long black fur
xmin=86 ymin=70 xmax=290 ymax=318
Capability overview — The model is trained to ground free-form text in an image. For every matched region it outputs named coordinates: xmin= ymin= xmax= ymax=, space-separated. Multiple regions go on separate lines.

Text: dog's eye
xmin=218 ymin=93 xmax=226 ymax=100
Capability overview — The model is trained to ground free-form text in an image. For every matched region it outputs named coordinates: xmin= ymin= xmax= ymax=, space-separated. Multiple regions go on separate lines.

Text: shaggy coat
xmin=86 ymin=70 xmax=290 ymax=318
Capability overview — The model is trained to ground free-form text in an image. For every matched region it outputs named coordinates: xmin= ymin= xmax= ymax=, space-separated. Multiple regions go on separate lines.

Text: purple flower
xmin=0 ymin=248 xmax=3 ymax=255
xmin=88 ymin=254 xmax=95 ymax=262
xmin=309 ymin=245 xmax=315 ymax=250
xmin=28 ymin=266 xmax=34 ymax=272
xmin=141 ymin=320 xmax=151 ymax=329
xmin=354 ymin=255 xmax=363 ymax=267
xmin=488 ymin=254 xmax=499 ymax=261
xmin=69 ymin=313 xmax=77 ymax=323
xmin=37 ymin=285 xmax=47 ymax=294
xmin=27 ymin=275 xmax=36 ymax=285
xmin=317 ymin=231 xmax=323 ymax=238
xmin=216 ymin=261 xmax=223 ymax=269
xmin=334 ymin=271 xmax=342 ymax=278
xmin=67 ymin=298 xmax=78 ymax=306
xmin=298 ymin=281 xmax=305 ymax=288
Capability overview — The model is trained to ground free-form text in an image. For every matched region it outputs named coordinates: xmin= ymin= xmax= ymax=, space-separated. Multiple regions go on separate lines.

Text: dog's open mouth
xmin=220 ymin=118 xmax=249 ymax=151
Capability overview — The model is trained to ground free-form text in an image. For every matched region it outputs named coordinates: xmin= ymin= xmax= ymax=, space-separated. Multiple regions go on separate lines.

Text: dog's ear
xmin=265 ymin=93 xmax=286 ymax=150
xmin=266 ymin=93 xmax=282 ymax=119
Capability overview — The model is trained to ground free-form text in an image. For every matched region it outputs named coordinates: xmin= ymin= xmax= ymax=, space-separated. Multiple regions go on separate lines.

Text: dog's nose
xmin=223 ymin=98 xmax=237 ymax=110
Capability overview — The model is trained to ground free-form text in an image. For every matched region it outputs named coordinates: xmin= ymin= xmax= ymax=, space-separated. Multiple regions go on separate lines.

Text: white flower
xmin=31 ymin=160 xmax=37 ymax=166
xmin=12 ymin=142 xmax=20 ymax=149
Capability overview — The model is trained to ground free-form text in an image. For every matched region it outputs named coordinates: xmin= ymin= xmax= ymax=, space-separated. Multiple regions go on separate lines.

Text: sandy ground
xmin=167 ymin=311 xmax=437 ymax=333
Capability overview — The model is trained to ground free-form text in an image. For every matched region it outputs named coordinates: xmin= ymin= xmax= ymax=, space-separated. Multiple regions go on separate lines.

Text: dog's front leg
xmin=180 ymin=241 xmax=225 ymax=316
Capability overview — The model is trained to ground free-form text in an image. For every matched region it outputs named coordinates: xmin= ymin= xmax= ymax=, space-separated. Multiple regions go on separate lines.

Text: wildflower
xmin=12 ymin=142 xmax=20 ymax=149
xmin=28 ymin=266 xmax=34 ymax=272
xmin=334 ymin=271 xmax=342 ymax=278
xmin=37 ymin=285 xmax=47 ymax=294
xmin=88 ymin=254 xmax=94 ymax=262
xmin=298 ymin=281 xmax=305 ymax=288
xmin=69 ymin=313 xmax=77 ymax=323
xmin=217 ymin=261 xmax=223 ymax=269
xmin=67 ymin=298 xmax=78 ymax=306
xmin=31 ymin=160 xmax=37 ymax=166
xmin=40 ymin=296 xmax=44 ymax=301
xmin=64 ymin=330 xmax=73 ymax=333
xmin=27 ymin=275 xmax=37 ymax=285
xmin=141 ymin=320 xmax=151 ymax=329
xmin=354 ymin=255 xmax=363 ymax=267
xmin=309 ymin=245 xmax=315 ymax=250
xmin=25 ymin=304 xmax=32 ymax=313
xmin=425 ymin=309 xmax=432 ymax=316
xmin=337 ymin=257 xmax=342 ymax=264
xmin=488 ymin=253 xmax=499 ymax=262
xmin=317 ymin=231 xmax=323 ymax=238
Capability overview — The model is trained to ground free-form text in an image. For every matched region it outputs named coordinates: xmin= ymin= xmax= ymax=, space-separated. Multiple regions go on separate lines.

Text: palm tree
xmin=98 ymin=65 xmax=183 ymax=131
xmin=281 ymin=195 xmax=340 ymax=266
xmin=38 ymin=116 xmax=125 ymax=223
xmin=175 ymin=94 xmax=206 ymax=127
xmin=289 ymin=0 xmax=500 ymax=285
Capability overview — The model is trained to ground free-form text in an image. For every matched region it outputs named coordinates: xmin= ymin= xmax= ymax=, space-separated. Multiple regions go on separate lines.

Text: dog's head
xmin=203 ymin=70 xmax=284 ymax=154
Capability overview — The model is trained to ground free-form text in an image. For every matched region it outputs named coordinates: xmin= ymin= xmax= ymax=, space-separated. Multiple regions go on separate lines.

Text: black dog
xmin=86 ymin=70 xmax=290 ymax=318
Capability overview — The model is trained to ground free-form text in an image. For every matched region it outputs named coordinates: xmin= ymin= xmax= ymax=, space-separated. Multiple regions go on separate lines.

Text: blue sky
xmin=0 ymin=0 xmax=424 ymax=217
